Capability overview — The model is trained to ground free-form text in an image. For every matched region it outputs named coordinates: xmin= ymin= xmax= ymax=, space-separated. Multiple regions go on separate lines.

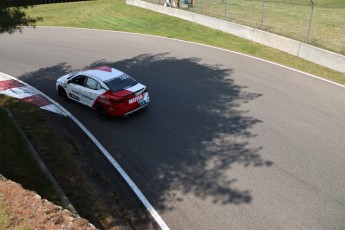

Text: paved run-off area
xmin=1 ymin=27 xmax=345 ymax=230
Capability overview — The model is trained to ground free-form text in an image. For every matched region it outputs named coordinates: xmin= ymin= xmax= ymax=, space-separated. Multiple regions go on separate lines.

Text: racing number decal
xmin=69 ymin=93 xmax=80 ymax=101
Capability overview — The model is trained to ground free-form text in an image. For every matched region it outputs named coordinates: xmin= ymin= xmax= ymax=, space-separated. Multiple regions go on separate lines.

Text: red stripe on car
xmin=91 ymin=66 xmax=112 ymax=72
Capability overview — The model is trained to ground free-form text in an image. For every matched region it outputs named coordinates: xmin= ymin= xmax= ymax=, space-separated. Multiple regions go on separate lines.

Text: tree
xmin=0 ymin=0 xmax=42 ymax=34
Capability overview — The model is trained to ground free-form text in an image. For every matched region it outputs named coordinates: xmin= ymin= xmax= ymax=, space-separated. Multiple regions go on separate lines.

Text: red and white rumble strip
xmin=0 ymin=74 xmax=66 ymax=116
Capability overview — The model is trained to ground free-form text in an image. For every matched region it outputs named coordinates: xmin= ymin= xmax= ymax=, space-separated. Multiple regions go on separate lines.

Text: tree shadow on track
xmin=89 ymin=54 xmax=273 ymax=207
xmin=19 ymin=62 xmax=71 ymax=98
xmin=18 ymin=53 xmax=273 ymax=227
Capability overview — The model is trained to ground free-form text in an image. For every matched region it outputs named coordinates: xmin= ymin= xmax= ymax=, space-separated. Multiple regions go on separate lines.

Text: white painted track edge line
xmin=0 ymin=72 xmax=170 ymax=230
xmin=39 ymin=26 xmax=345 ymax=89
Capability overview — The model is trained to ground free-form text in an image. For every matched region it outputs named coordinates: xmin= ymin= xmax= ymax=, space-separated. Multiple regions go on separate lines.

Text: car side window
xmin=96 ymin=82 xmax=102 ymax=90
xmin=85 ymin=77 xmax=99 ymax=90
xmin=71 ymin=75 xmax=86 ymax=86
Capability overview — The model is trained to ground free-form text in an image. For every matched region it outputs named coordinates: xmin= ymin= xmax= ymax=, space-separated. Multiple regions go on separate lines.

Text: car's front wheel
xmin=58 ymin=87 xmax=68 ymax=101
xmin=96 ymin=105 xmax=109 ymax=120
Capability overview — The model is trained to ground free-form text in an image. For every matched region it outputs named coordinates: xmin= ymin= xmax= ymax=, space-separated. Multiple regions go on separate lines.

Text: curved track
xmin=1 ymin=27 xmax=345 ymax=230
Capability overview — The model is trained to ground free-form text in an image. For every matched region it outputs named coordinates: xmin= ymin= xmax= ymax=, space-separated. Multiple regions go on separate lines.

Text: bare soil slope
xmin=0 ymin=175 xmax=98 ymax=230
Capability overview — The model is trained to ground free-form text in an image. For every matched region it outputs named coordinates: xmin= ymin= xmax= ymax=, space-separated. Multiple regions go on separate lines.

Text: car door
xmin=65 ymin=75 xmax=89 ymax=105
xmin=83 ymin=77 xmax=106 ymax=108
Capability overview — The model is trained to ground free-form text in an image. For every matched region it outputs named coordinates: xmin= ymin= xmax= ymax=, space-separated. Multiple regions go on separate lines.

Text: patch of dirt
xmin=0 ymin=174 xmax=97 ymax=230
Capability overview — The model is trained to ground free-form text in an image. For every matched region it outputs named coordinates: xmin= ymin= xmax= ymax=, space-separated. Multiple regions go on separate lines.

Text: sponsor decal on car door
xmin=66 ymin=84 xmax=85 ymax=104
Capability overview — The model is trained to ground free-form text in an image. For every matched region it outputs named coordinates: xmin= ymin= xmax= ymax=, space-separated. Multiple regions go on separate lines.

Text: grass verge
xmin=0 ymin=197 xmax=10 ymax=229
xmin=0 ymin=100 xmax=60 ymax=204
xmin=0 ymin=95 xmax=123 ymax=229
xmin=25 ymin=0 xmax=345 ymax=85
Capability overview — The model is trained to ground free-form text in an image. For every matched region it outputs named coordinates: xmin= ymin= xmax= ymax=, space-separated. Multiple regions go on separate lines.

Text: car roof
xmin=81 ymin=66 xmax=125 ymax=82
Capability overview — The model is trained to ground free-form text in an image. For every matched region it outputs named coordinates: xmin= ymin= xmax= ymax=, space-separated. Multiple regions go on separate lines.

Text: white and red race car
xmin=56 ymin=66 xmax=150 ymax=118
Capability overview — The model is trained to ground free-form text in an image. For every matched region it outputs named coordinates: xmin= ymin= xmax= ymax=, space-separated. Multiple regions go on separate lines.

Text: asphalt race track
xmin=1 ymin=27 xmax=345 ymax=230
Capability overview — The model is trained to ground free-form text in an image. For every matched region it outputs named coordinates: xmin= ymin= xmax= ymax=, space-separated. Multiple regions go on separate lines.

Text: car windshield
xmin=104 ymin=74 xmax=138 ymax=92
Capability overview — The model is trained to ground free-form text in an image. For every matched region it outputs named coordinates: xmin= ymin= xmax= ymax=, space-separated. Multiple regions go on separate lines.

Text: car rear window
xmin=104 ymin=74 xmax=138 ymax=92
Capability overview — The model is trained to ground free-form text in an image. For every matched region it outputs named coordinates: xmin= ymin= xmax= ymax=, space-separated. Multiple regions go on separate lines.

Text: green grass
xmin=0 ymin=102 xmax=60 ymax=205
xmin=0 ymin=107 xmax=37 ymax=230
xmin=0 ymin=197 xmax=10 ymax=229
xmin=0 ymin=196 xmax=31 ymax=230
xmin=25 ymin=0 xmax=345 ymax=85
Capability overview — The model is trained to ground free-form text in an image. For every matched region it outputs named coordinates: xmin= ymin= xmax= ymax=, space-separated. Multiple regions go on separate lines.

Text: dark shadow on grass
xmin=18 ymin=53 xmax=273 ymax=227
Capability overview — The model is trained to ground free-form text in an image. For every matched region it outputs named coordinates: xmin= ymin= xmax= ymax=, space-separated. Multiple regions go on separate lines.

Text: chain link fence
xmin=143 ymin=0 xmax=345 ymax=55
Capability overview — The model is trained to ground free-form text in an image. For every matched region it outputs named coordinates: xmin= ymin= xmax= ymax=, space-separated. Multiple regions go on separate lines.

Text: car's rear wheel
xmin=96 ymin=105 xmax=109 ymax=120
xmin=58 ymin=87 xmax=68 ymax=101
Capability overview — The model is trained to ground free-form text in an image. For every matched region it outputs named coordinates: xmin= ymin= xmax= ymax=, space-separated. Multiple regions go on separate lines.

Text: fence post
xmin=261 ymin=0 xmax=264 ymax=29
xmin=224 ymin=0 xmax=227 ymax=19
xmin=200 ymin=0 xmax=203 ymax=14
xmin=307 ymin=0 xmax=314 ymax=44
